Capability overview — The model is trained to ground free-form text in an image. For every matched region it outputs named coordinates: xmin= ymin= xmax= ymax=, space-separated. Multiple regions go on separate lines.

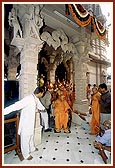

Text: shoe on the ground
xmin=27 ymin=155 xmax=33 ymax=160
xmin=44 ymin=128 xmax=52 ymax=132
xmin=54 ymin=129 xmax=61 ymax=133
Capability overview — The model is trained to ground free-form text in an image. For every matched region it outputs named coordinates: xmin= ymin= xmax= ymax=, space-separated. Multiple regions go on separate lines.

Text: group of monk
xmin=40 ymin=78 xmax=111 ymax=136
xmin=41 ymin=79 xmax=75 ymax=133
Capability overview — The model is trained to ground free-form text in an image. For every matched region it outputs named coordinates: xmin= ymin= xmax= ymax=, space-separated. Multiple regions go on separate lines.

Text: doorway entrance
xmin=55 ymin=63 xmax=67 ymax=82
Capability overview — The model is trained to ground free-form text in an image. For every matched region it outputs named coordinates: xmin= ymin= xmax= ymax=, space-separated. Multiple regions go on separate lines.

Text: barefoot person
xmin=4 ymin=87 xmax=45 ymax=160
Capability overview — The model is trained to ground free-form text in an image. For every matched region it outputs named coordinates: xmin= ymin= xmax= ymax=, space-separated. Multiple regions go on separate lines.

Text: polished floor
xmin=3 ymin=115 xmax=111 ymax=166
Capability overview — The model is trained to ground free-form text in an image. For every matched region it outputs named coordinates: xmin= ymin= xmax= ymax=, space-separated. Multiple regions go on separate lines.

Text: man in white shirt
xmin=4 ymin=87 xmax=46 ymax=160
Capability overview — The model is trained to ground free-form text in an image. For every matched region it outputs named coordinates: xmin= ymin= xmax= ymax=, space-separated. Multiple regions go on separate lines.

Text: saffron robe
xmin=90 ymin=92 xmax=101 ymax=134
xmin=53 ymin=99 xmax=70 ymax=132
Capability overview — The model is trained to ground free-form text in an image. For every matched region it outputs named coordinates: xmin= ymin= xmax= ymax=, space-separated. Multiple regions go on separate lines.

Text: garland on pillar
xmin=67 ymin=4 xmax=107 ymax=40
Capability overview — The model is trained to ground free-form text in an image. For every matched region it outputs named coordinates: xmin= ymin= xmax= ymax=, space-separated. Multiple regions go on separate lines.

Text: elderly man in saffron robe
xmin=90 ymin=87 xmax=101 ymax=135
xmin=53 ymin=94 xmax=71 ymax=133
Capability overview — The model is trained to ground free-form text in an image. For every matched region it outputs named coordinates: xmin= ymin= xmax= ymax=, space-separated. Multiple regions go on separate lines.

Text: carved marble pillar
xmin=73 ymin=60 xmax=88 ymax=109
xmin=72 ymin=38 xmax=91 ymax=125
xmin=72 ymin=58 xmax=89 ymax=125
xmin=17 ymin=38 xmax=43 ymax=148
xmin=10 ymin=4 xmax=44 ymax=148
xmin=19 ymin=38 xmax=43 ymax=99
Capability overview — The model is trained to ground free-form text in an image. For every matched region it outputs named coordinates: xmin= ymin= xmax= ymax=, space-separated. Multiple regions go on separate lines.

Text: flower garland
xmin=93 ymin=17 xmax=107 ymax=39
xmin=68 ymin=4 xmax=91 ymax=27
xmin=68 ymin=4 xmax=107 ymax=40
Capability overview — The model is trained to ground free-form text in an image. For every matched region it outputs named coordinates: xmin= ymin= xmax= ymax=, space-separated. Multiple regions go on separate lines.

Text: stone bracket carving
xmin=40 ymin=28 xmax=77 ymax=55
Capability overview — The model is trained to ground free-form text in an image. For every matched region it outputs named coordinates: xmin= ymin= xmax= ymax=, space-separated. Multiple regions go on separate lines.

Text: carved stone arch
xmin=39 ymin=28 xmax=78 ymax=83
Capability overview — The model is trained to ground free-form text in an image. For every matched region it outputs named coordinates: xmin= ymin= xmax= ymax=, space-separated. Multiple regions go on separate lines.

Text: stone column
xmin=19 ymin=38 xmax=40 ymax=98
xmin=72 ymin=37 xmax=91 ymax=125
xmin=10 ymin=4 xmax=44 ymax=148
xmin=72 ymin=59 xmax=89 ymax=125
xmin=11 ymin=37 xmax=42 ymax=99
xmin=73 ymin=60 xmax=88 ymax=110
xmin=19 ymin=38 xmax=43 ymax=147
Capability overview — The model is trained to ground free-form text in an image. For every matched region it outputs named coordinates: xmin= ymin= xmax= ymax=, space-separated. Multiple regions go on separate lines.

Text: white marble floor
xmin=3 ymin=120 xmax=110 ymax=166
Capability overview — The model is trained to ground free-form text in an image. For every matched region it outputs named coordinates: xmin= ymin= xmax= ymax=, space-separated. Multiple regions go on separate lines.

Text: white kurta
xmin=4 ymin=94 xmax=45 ymax=159
xmin=4 ymin=94 xmax=45 ymax=135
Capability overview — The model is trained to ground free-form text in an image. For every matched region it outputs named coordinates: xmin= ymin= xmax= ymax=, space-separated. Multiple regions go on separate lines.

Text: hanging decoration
xmin=68 ymin=4 xmax=91 ymax=26
xmin=93 ymin=17 xmax=107 ymax=39
xmin=67 ymin=4 xmax=107 ymax=40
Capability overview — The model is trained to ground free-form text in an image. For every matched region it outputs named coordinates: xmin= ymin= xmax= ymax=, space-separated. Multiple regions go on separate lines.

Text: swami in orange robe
xmin=90 ymin=87 xmax=101 ymax=135
xmin=53 ymin=94 xmax=71 ymax=133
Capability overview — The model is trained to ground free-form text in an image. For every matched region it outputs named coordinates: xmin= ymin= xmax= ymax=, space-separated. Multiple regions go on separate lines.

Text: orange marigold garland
xmin=68 ymin=4 xmax=107 ymax=40
xmin=68 ymin=4 xmax=91 ymax=27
